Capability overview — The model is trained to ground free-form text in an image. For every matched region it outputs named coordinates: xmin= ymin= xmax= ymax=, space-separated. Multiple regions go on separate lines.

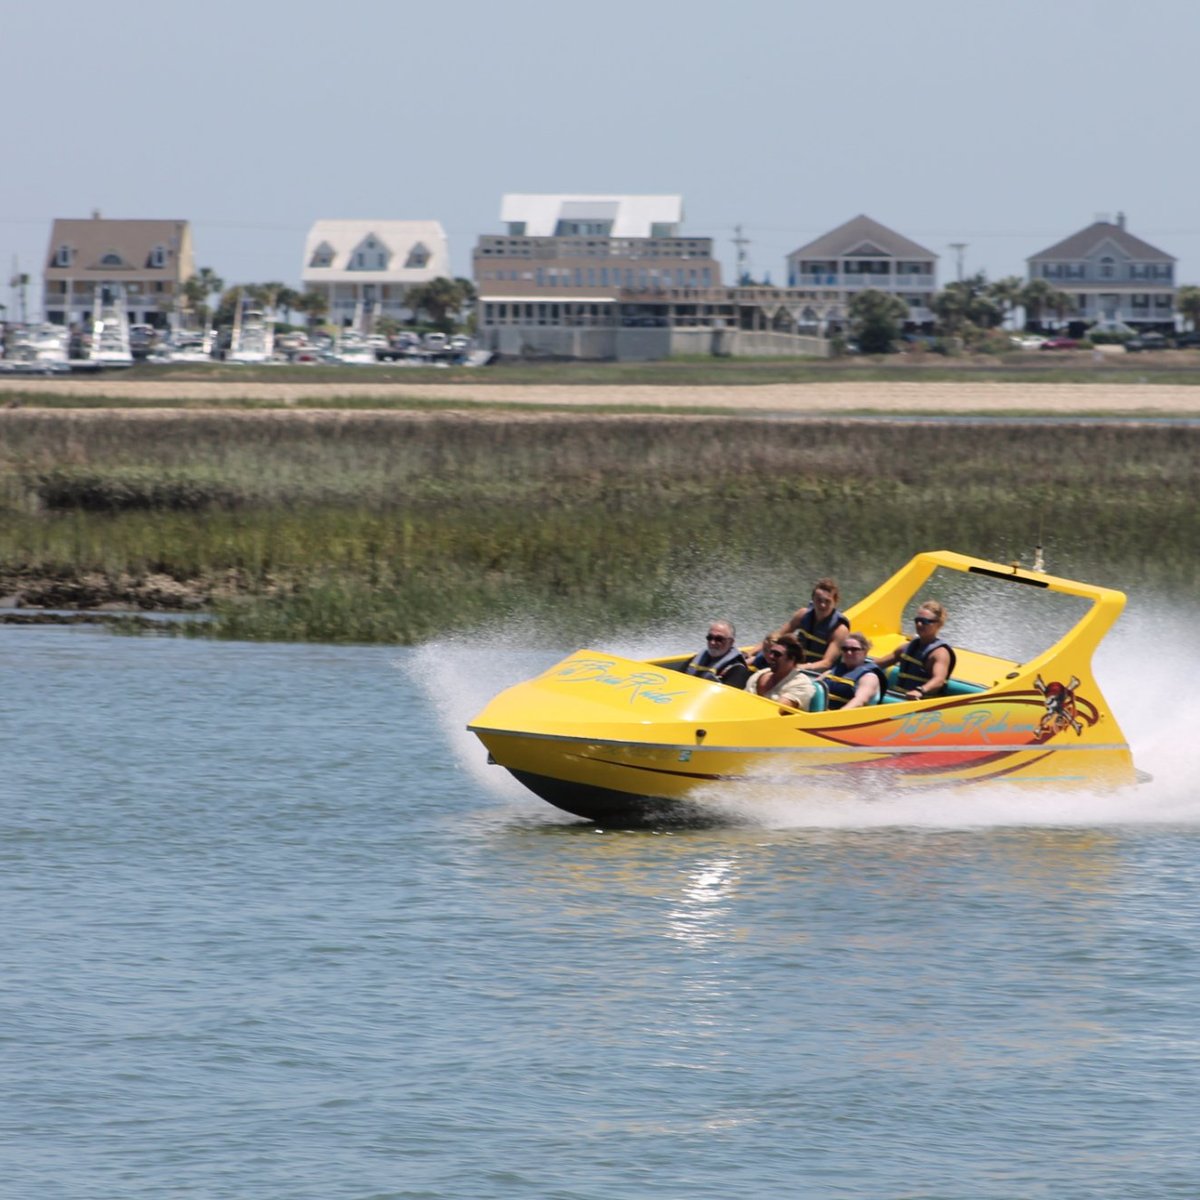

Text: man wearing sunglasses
xmin=745 ymin=633 xmax=817 ymax=712
xmin=679 ymin=619 xmax=751 ymax=689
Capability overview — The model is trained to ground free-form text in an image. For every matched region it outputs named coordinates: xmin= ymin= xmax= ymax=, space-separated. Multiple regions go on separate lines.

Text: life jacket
xmin=684 ymin=644 xmax=747 ymax=685
xmin=823 ymin=659 xmax=888 ymax=709
xmin=894 ymin=637 xmax=956 ymax=694
xmin=795 ymin=606 xmax=850 ymax=663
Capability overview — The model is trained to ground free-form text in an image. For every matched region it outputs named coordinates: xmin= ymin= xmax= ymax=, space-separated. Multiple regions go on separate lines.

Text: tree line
xmin=178 ymin=270 xmax=477 ymax=333
xmin=848 ymin=276 xmax=1200 ymax=354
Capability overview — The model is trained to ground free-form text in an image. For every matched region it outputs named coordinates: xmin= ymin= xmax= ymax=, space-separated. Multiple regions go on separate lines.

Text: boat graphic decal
xmin=810 ymin=689 xmax=1100 ymax=753
xmin=546 ymin=658 xmax=686 ymax=706
xmin=1034 ymin=675 xmax=1087 ymax=739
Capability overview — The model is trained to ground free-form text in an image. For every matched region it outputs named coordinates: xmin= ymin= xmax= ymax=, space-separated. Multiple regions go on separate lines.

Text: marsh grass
xmin=1 ymin=411 xmax=1197 ymax=641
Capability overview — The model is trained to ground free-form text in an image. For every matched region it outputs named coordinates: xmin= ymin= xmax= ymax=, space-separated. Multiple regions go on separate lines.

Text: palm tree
xmin=407 ymin=277 xmax=471 ymax=332
xmin=1047 ymin=287 xmax=1075 ymax=328
xmin=987 ymin=276 xmax=1025 ymax=330
xmin=1019 ymin=279 xmax=1055 ymax=330
xmin=182 ymin=267 xmax=224 ymax=329
xmin=275 ymin=287 xmax=301 ymax=326
xmin=1176 ymin=285 xmax=1200 ymax=332
xmin=294 ymin=290 xmax=329 ymax=331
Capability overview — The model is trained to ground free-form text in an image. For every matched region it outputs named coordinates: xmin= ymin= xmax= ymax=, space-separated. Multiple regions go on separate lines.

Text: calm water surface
xmin=3 ymin=621 xmax=1199 ymax=1199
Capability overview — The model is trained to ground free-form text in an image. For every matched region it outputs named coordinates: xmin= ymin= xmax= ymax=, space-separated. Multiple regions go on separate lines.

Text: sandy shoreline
xmin=3 ymin=377 xmax=1200 ymax=415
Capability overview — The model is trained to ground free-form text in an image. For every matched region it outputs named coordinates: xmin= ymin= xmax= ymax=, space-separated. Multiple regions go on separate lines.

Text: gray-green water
xmin=3 ymin=601 xmax=1198 ymax=1198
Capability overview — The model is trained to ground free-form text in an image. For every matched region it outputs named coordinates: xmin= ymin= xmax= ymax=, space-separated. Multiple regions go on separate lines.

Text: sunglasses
xmin=914 ymin=616 xmax=937 ymax=625
xmin=706 ymin=633 xmax=729 ymax=642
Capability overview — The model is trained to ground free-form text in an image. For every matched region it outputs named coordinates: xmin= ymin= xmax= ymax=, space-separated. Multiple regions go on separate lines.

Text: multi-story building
xmin=42 ymin=214 xmax=194 ymax=328
xmin=300 ymin=220 xmax=449 ymax=329
xmin=1026 ymin=214 xmax=1175 ymax=333
xmin=474 ymin=194 xmax=739 ymax=358
xmin=785 ymin=215 xmax=938 ymax=332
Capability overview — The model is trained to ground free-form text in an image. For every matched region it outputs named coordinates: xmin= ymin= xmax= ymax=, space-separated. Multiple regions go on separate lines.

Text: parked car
xmin=1010 ymin=335 xmax=1047 ymax=350
xmin=1039 ymin=337 xmax=1079 ymax=350
xmin=1125 ymin=332 xmax=1170 ymax=352
xmin=1171 ymin=331 xmax=1200 ymax=349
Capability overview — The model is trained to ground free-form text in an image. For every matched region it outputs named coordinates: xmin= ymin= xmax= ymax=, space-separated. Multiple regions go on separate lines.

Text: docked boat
xmin=468 ymin=551 xmax=1141 ymax=824
xmin=89 ymin=284 xmax=134 ymax=368
xmin=228 ymin=303 xmax=275 ymax=364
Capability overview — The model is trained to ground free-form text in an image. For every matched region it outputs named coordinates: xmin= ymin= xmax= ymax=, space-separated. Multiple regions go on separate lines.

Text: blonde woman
xmin=875 ymin=601 xmax=956 ymax=700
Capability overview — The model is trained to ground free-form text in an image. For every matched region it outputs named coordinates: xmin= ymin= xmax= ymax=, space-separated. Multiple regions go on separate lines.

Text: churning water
xmin=3 ymin=600 xmax=1199 ymax=1198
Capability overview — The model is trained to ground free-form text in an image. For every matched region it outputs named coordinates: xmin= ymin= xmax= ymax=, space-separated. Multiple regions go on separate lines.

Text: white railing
xmin=793 ymin=274 xmax=934 ymax=290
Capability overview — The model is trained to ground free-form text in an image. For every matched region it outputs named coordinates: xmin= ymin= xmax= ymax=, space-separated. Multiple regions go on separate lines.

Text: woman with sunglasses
xmin=744 ymin=633 xmax=817 ymax=712
xmin=816 ymin=633 xmax=889 ymax=710
xmin=874 ymin=600 xmax=956 ymax=700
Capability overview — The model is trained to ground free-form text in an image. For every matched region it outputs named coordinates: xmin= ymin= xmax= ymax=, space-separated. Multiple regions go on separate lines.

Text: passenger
xmin=775 ymin=577 xmax=850 ymax=670
xmin=817 ymin=633 xmax=888 ymax=710
xmin=874 ymin=600 xmax=956 ymax=700
xmin=679 ymin=619 xmax=750 ymax=689
xmin=745 ymin=633 xmax=816 ymax=712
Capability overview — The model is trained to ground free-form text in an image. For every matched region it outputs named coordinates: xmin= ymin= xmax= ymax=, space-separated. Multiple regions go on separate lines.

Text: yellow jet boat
xmin=468 ymin=551 xmax=1140 ymax=824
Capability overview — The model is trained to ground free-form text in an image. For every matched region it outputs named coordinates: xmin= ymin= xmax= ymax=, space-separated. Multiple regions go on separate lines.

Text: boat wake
xmin=408 ymin=592 xmax=1200 ymax=830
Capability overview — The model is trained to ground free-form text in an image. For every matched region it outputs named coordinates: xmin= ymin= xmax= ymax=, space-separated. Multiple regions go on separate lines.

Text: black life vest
xmin=795 ymin=606 xmax=849 ymax=663
xmin=823 ymin=658 xmax=888 ymax=709
xmin=894 ymin=637 xmax=956 ymax=694
xmin=684 ymin=644 xmax=747 ymax=685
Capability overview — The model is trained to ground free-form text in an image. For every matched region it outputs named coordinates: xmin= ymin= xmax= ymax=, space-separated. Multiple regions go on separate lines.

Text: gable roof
xmin=44 ymin=217 xmax=192 ymax=276
xmin=301 ymin=220 xmax=449 ymax=282
xmin=499 ymin=194 xmax=684 ymax=237
xmin=1028 ymin=220 xmax=1174 ymax=262
xmin=789 ymin=215 xmax=937 ymax=261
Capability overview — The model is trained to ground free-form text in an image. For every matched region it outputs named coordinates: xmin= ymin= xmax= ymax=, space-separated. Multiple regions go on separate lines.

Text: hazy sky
xmin=4 ymin=0 xmax=1199 ymax=312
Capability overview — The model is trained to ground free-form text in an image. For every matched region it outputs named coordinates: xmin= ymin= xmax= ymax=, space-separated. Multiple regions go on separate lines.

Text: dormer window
xmin=54 ymin=244 xmax=72 ymax=267
xmin=309 ymin=241 xmax=335 ymax=268
xmin=150 ymin=244 xmax=166 ymax=268
xmin=100 ymin=252 xmax=124 ymax=267
xmin=405 ymin=242 xmax=429 ymax=269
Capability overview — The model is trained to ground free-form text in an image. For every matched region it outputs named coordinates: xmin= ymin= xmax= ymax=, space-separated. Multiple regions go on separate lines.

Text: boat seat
xmin=808 ymin=680 xmax=827 ymax=713
xmin=881 ymin=665 xmax=988 ymax=703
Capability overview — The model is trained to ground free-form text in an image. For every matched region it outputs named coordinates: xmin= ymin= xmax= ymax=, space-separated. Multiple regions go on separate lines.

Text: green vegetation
xmin=1 ymin=409 xmax=1197 ymax=643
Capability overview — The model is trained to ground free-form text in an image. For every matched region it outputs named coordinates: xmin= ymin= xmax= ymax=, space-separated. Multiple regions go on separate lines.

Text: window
xmin=101 ymin=252 xmax=123 ymax=267
xmin=507 ymin=222 xmax=526 ymax=236
xmin=54 ymin=244 xmax=72 ymax=267
xmin=1099 ymin=256 xmax=1115 ymax=279
xmin=150 ymin=245 xmax=166 ymax=267
xmin=405 ymin=243 xmax=429 ymax=269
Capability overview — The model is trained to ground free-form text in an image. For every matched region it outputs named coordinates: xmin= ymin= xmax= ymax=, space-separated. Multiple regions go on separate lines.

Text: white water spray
xmin=405 ymin=589 xmax=1200 ymax=830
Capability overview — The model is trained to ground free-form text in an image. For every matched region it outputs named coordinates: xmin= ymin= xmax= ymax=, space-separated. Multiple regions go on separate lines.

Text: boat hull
xmin=468 ymin=552 xmax=1139 ymax=824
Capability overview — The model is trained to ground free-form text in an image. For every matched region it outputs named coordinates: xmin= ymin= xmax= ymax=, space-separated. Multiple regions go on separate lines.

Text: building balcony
xmin=790 ymin=273 xmax=935 ymax=291
xmin=476 ymin=235 xmax=715 ymax=261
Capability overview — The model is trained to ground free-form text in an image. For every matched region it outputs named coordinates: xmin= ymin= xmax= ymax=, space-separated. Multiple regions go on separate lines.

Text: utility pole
xmin=732 ymin=225 xmax=751 ymax=285
xmin=948 ymin=243 xmax=967 ymax=283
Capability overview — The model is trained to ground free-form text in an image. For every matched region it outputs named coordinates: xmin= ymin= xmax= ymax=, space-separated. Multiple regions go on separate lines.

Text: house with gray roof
xmin=785 ymin=215 xmax=938 ymax=332
xmin=301 ymin=219 xmax=450 ymax=329
xmin=42 ymin=214 xmax=195 ymax=328
xmin=1026 ymin=213 xmax=1176 ymax=333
